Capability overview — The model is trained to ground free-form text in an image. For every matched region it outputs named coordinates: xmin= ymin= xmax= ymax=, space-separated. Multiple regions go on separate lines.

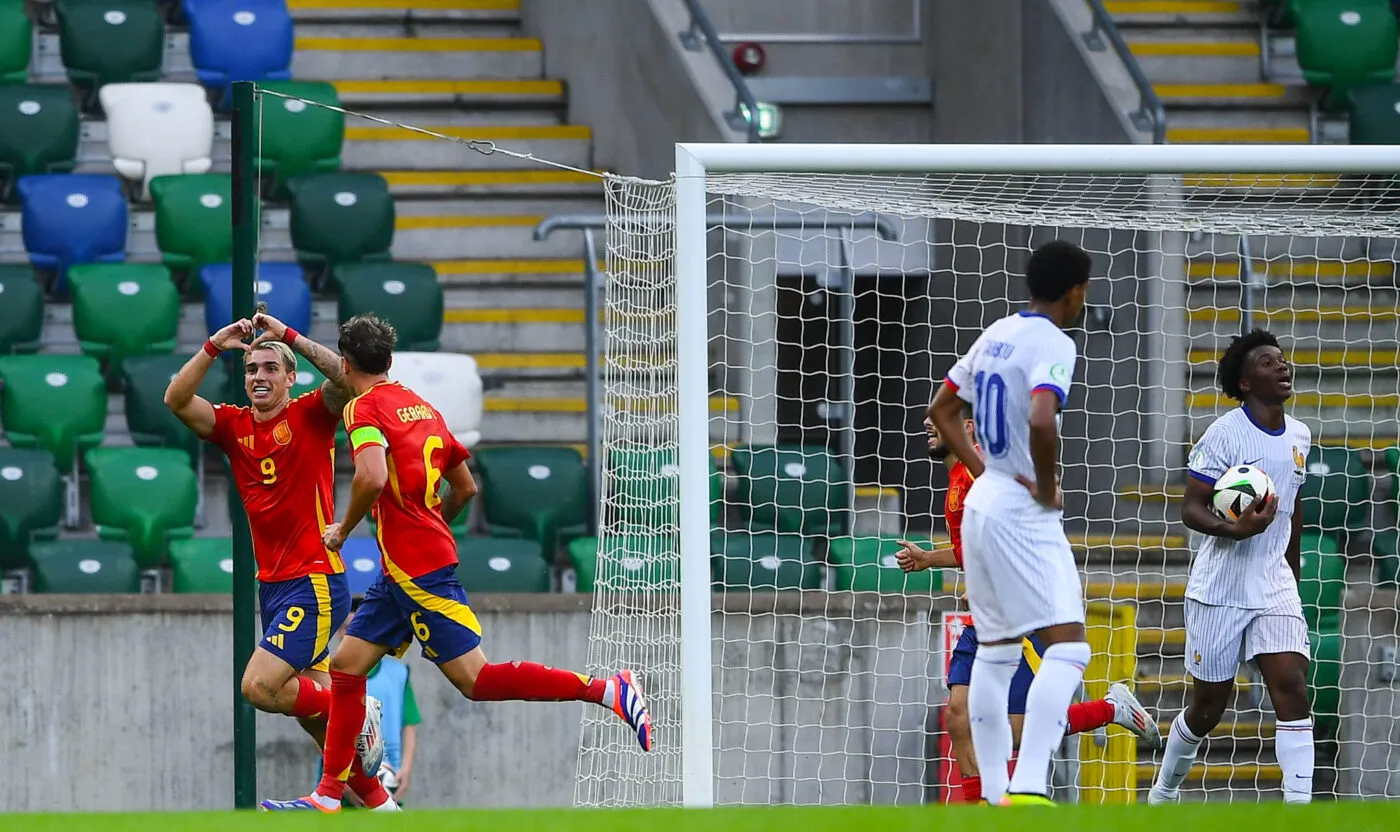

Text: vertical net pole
xmin=228 ymin=79 xmax=259 ymax=809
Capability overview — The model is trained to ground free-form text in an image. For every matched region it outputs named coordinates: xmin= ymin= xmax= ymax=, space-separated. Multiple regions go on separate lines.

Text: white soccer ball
xmin=1212 ymin=464 xmax=1275 ymax=521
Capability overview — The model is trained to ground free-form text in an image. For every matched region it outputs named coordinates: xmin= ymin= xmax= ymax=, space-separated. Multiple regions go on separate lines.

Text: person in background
xmin=362 ymin=601 xmax=422 ymax=804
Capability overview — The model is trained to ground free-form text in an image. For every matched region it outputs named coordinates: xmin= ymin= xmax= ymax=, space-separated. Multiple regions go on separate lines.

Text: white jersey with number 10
xmin=946 ymin=311 xmax=1078 ymax=512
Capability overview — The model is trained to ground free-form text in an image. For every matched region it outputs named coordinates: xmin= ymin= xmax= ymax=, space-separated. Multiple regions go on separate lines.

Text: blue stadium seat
xmin=189 ymin=0 xmax=294 ymax=107
xmin=198 ymin=263 xmax=311 ymax=358
xmin=341 ymin=537 xmax=382 ymax=598
xmin=181 ymin=0 xmax=284 ymax=21
xmin=17 ymin=174 xmax=126 ymax=292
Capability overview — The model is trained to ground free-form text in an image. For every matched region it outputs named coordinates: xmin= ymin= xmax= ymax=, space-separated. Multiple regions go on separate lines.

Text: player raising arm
xmin=899 ymin=402 xmax=1159 ymax=804
xmin=263 ymin=315 xmax=652 ymax=814
xmin=164 ymin=314 xmax=390 ymax=808
xmin=1149 ymin=330 xmax=1313 ymax=805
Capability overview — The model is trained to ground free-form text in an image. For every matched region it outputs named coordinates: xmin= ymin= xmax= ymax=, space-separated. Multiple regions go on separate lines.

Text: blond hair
xmin=245 ymin=341 xmax=298 ymax=374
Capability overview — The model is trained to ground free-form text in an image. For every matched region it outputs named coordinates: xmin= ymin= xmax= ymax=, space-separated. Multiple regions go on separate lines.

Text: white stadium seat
xmin=100 ymin=83 xmax=214 ymax=199
xmin=387 ymin=352 xmax=484 ymax=449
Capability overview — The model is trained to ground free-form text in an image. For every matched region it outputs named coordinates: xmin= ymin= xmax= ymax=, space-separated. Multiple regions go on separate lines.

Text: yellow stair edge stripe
xmin=1190 ymin=347 xmax=1400 ymax=367
xmin=1107 ymin=0 xmax=1240 ymax=13
xmin=1168 ymin=126 xmax=1311 ymax=143
xmin=1136 ymin=628 xmax=1187 ymax=648
xmin=1317 ymin=435 xmax=1399 ymax=449
xmin=1134 ymin=763 xmax=1282 ymax=781
xmin=431 ymin=259 xmax=590 ymax=275
xmin=445 ymin=308 xmax=584 ymax=324
xmin=1183 ymin=172 xmax=1340 ymax=188
xmin=944 ymin=579 xmax=1182 ymax=600
xmin=290 ymin=0 xmax=517 ymax=8
xmin=1071 ymin=533 xmax=1188 ymax=549
xmin=382 ymin=170 xmax=598 ymax=186
xmin=335 ymin=79 xmax=562 ymax=95
xmin=1129 ymin=41 xmax=1260 ymax=57
xmin=296 ymin=36 xmax=540 ymax=51
xmin=483 ymin=396 xmax=739 ymax=413
xmin=854 ymin=485 xmax=899 ymax=499
xmin=1137 ymin=673 xmax=1250 ymax=691
xmin=1192 ymin=391 xmax=1400 ymax=408
xmin=346 ymin=124 xmax=590 ymax=141
xmin=1155 ymin=83 xmax=1285 ymax=98
xmin=1187 ymin=259 xmax=1393 ymax=278
xmin=396 ymin=214 xmax=543 ymax=230
xmin=472 ymin=352 xmax=585 ymax=370
xmin=1190 ymin=307 xmax=1400 ymax=323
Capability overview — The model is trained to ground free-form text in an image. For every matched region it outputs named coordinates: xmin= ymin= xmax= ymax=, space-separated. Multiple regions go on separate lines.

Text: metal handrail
xmin=677 ymin=0 xmax=763 ymax=142
xmin=1081 ymin=0 xmax=1167 ymax=144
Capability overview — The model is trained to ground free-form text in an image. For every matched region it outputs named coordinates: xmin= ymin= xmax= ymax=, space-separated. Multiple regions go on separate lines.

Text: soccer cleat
xmin=358 ymin=695 xmax=386 ymax=776
xmin=1147 ymin=786 xmax=1181 ymax=805
xmin=1106 ymin=682 xmax=1163 ymax=749
xmin=999 ymin=793 xmax=1055 ymax=806
xmin=610 ymin=669 xmax=653 ymax=751
xmin=259 ymin=795 xmax=338 ymax=813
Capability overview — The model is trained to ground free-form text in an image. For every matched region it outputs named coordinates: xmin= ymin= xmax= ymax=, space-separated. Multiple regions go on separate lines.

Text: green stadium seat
xmin=567 ymin=535 xmax=675 ymax=594
xmin=474 ymin=445 xmax=589 ymax=554
xmin=1296 ymin=0 xmax=1398 ymax=101
xmin=56 ymin=0 xmax=165 ymax=103
xmin=1374 ymin=527 xmax=1400 ymax=585
xmin=1347 ymin=84 xmax=1400 ymax=144
xmin=68 ymin=263 xmax=180 ymax=369
xmin=731 ymin=444 xmax=849 ymax=535
xmin=0 ymin=84 xmax=80 ymax=201
xmin=827 ymin=534 xmax=941 ymax=594
xmin=1299 ymin=531 xmax=1344 ymax=631
xmin=287 ymin=173 xmax=394 ymax=271
xmin=333 ymin=262 xmax=442 ymax=351
xmin=0 ymin=3 xmax=31 ymax=84
xmin=0 ymin=265 xmax=44 ymax=354
xmin=0 ymin=449 xmax=62 ymax=570
xmin=710 ymin=530 xmax=819 ymax=591
xmin=149 ymin=174 xmax=233 ymax=282
xmin=1309 ymin=626 xmax=1342 ymax=735
xmin=606 ymin=445 xmax=724 ymax=530
xmin=455 ymin=536 xmax=550 ymax=593
xmin=169 ymin=537 xmax=234 ymax=593
xmin=122 ymin=353 xmax=230 ymax=454
xmin=28 ymin=539 xmax=141 ymax=593
xmin=1386 ymin=446 xmax=1399 ymax=503
xmin=1300 ymin=446 xmax=1370 ymax=534
xmin=255 ymin=81 xmax=343 ymax=195
xmin=0 ymin=354 xmax=106 ymax=469
xmin=86 ymin=447 xmax=197 ymax=568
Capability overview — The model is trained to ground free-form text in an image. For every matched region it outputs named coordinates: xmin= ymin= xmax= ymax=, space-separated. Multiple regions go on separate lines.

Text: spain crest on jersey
xmin=947 ymin=486 xmax=963 ymax=513
xmin=273 ymin=420 xmax=293 ymax=446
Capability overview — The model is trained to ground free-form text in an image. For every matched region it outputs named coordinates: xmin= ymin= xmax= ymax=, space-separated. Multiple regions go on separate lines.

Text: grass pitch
xmin=8 ymin=803 xmax=1400 ymax=832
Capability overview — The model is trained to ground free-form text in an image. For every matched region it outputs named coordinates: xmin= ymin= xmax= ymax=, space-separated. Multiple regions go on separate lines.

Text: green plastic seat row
xmin=1348 ymin=84 xmax=1400 ymax=145
xmin=28 ymin=539 xmax=142 ymax=593
xmin=1299 ymin=531 xmax=1344 ymax=631
xmin=455 ymin=536 xmax=550 ymax=593
xmin=56 ymin=0 xmax=165 ymax=102
xmin=0 ymin=84 xmax=79 ymax=201
xmin=0 ymin=2 xmax=30 ymax=84
xmin=87 ymin=447 xmax=197 ymax=568
xmin=0 ymin=448 xmax=63 ymax=571
xmin=0 ymin=265 xmax=44 ymax=354
xmin=68 ymin=263 xmax=180 ymax=368
xmin=288 ymin=173 xmax=395 ymax=270
xmin=606 ymin=445 xmax=724 ymax=530
xmin=1300 ymin=445 xmax=1369 ymax=533
xmin=1295 ymin=0 xmax=1398 ymax=100
xmin=475 ymin=445 xmax=590 ymax=552
xmin=255 ymin=81 xmax=345 ymax=194
xmin=0 ymin=354 xmax=106 ymax=469
xmin=732 ymin=444 xmax=850 ymax=536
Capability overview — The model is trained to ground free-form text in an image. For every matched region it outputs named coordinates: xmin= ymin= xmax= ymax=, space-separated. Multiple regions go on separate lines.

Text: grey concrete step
xmin=290 ymin=22 xmax=519 ymax=38
xmin=1156 ymin=82 xmax=1314 ymax=110
xmin=340 ymin=125 xmax=591 ymax=170
xmin=292 ymin=35 xmax=544 ymax=80
xmin=286 ymin=0 xmax=521 ymax=25
xmin=1126 ymin=30 xmax=1265 ymax=85
xmin=332 ymin=78 xmax=566 ymax=109
xmin=1108 ymin=0 xmax=1259 ymax=28
xmin=1183 ymin=234 xmax=1394 ymax=265
xmin=1166 ymin=107 xmax=1311 ymax=134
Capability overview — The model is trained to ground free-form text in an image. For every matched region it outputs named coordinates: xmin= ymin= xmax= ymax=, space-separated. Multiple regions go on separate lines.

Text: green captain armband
xmin=349 ymin=425 xmax=388 ymax=450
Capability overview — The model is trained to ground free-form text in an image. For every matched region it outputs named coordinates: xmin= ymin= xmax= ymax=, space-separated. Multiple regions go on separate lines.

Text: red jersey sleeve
xmin=293 ymin=386 xmax=341 ymax=438
xmin=344 ymin=393 xmax=386 ymax=460
xmin=443 ymin=430 xmax=469 ymax=470
xmin=204 ymin=403 xmax=242 ymax=450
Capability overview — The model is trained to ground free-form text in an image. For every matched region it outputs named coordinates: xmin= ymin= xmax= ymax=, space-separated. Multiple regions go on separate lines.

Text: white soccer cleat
xmin=1146 ymin=785 xmax=1181 ymax=805
xmin=357 ymin=695 xmax=386 ymax=776
xmin=1106 ymin=682 xmax=1163 ymax=749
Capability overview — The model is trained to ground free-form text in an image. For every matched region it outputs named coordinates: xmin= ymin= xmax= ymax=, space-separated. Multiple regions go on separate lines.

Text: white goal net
xmin=575 ymin=145 xmax=1400 ymax=806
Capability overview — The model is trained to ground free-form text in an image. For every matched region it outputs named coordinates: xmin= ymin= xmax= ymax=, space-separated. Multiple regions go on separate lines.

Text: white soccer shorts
xmin=1183 ymin=597 xmax=1311 ymax=683
xmin=960 ymin=503 xmax=1085 ymax=643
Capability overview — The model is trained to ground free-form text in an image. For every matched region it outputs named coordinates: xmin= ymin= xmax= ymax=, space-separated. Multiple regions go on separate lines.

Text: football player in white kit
xmin=929 ymin=240 xmax=1093 ymax=806
xmin=1148 ymin=329 xmax=1314 ymax=805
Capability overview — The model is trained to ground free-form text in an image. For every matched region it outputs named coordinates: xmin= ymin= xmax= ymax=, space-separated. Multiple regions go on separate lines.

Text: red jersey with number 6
xmin=344 ymin=381 xmax=469 ymax=582
xmin=206 ymin=389 xmax=344 ymax=583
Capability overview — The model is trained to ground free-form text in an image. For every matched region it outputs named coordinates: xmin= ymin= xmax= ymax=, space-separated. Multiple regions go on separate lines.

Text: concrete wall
xmin=520 ymin=0 xmax=745 ymax=181
xmin=0 ymin=593 xmax=955 ymax=811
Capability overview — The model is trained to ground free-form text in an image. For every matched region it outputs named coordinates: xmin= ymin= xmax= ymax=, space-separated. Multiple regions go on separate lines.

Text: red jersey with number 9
xmin=344 ymin=381 xmax=470 ymax=582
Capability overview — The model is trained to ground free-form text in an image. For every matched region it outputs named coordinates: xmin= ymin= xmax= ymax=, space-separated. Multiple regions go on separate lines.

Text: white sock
xmin=1276 ymin=717 xmax=1314 ymax=804
xmin=370 ymin=795 xmax=401 ymax=812
xmin=1007 ymin=641 xmax=1090 ymax=796
xmin=967 ymin=642 xmax=1021 ymax=804
xmin=1153 ymin=711 xmax=1204 ymax=794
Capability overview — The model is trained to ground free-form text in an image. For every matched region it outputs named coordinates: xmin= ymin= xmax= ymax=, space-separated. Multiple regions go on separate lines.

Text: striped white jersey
xmin=946 ymin=311 xmax=1078 ymax=513
xmin=1185 ymin=406 xmax=1310 ymax=609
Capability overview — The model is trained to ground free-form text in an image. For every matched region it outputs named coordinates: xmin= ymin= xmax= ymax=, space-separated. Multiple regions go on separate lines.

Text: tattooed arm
xmin=250 ymin=312 xmax=353 ymax=414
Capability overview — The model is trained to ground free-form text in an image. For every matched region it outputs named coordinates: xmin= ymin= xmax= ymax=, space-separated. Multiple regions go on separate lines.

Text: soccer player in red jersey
xmin=263 ymin=315 xmax=653 ymax=814
xmin=166 ymin=313 xmax=390 ymax=807
xmin=896 ymin=403 xmax=1160 ymax=803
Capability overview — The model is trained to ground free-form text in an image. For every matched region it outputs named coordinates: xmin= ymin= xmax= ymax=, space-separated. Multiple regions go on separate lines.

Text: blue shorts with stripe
xmin=347 ymin=565 xmax=483 ymax=666
xmin=945 ymin=624 xmax=1045 ymax=715
xmin=258 ymin=572 xmax=350 ymax=674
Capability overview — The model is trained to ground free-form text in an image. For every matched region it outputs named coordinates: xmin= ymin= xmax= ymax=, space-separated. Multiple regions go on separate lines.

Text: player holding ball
xmin=1149 ymin=329 xmax=1314 ymax=805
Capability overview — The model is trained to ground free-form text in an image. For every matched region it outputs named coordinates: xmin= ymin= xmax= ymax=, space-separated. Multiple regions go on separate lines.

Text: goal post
xmin=577 ymin=142 xmax=1400 ymax=807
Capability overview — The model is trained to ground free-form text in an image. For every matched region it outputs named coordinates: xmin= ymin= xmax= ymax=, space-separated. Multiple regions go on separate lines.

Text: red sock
xmin=960 ymin=775 xmax=982 ymax=803
xmin=471 ymin=661 xmax=608 ymax=703
xmin=1066 ymin=699 xmax=1116 ymax=735
xmin=288 ymin=676 xmax=330 ymax=721
xmin=315 ymin=670 xmax=366 ymax=802
xmin=346 ymin=756 xmax=391 ymax=809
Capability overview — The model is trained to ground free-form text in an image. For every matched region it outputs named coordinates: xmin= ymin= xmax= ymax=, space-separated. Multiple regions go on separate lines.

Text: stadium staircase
xmin=1102 ymin=0 xmax=1400 ymax=801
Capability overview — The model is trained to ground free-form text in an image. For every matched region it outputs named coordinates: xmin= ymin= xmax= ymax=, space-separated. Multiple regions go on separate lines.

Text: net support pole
xmin=228 ymin=79 xmax=259 ymax=810
xmin=674 ymin=146 xmax=716 ymax=808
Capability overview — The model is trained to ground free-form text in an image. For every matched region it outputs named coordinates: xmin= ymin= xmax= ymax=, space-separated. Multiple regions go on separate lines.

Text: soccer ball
xmin=1212 ymin=464 xmax=1275 ymax=521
